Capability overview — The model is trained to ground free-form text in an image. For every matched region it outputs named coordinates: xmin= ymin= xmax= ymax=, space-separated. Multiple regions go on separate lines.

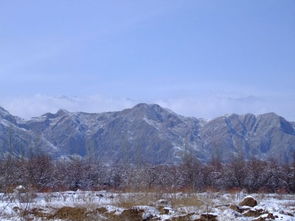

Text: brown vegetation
xmin=0 ymin=153 xmax=294 ymax=194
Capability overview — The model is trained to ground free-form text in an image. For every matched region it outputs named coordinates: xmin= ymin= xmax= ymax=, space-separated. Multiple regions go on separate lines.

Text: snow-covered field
xmin=0 ymin=189 xmax=294 ymax=220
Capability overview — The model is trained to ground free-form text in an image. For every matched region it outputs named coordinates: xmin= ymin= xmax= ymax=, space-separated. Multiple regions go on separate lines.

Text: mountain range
xmin=0 ymin=103 xmax=295 ymax=164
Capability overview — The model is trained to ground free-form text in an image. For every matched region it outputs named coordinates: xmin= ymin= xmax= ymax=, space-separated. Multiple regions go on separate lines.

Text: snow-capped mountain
xmin=0 ymin=107 xmax=56 ymax=157
xmin=0 ymin=104 xmax=294 ymax=164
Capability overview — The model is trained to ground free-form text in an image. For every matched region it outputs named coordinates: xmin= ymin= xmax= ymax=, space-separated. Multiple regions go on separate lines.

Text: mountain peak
xmin=0 ymin=106 xmax=17 ymax=123
xmin=133 ymin=103 xmax=161 ymax=110
xmin=0 ymin=106 xmax=10 ymax=116
xmin=258 ymin=112 xmax=286 ymax=125
xmin=129 ymin=103 xmax=165 ymax=114
xmin=259 ymin=112 xmax=280 ymax=118
xmin=56 ymin=109 xmax=70 ymax=116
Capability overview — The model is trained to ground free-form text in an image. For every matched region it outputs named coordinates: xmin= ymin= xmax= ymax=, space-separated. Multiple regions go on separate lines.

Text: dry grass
xmin=170 ymin=196 xmax=204 ymax=208
xmin=115 ymin=191 xmax=205 ymax=210
xmin=115 ymin=192 xmax=161 ymax=208
xmin=48 ymin=206 xmax=88 ymax=221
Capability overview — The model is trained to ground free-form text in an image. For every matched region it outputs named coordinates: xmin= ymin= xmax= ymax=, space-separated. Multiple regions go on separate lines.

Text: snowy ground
xmin=0 ymin=189 xmax=294 ymax=220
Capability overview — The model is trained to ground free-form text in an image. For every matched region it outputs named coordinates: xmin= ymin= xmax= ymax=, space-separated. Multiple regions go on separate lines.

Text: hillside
xmin=0 ymin=104 xmax=294 ymax=164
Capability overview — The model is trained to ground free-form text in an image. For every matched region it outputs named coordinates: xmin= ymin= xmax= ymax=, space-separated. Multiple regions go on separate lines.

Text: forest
xmin=1 ymin=153 xmax=294 ymax=194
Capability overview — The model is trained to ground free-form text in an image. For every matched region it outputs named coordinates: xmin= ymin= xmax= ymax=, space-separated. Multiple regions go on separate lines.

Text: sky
xmin=0 ymin=0 xmax=294 ymax=120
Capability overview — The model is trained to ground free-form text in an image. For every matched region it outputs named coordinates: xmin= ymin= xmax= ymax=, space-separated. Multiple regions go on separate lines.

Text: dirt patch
xmin=197 ymin=213 xmax=218 ymax=221
xmin=25 ymin=208 xmax=49 ymax=218
xmin=252 ymin=213 xmax=277 ymax=221
xmin=170 ymin=213 xmax=196 ymax=221
xmin=95 ymin=207 xmax=155 ymax=221
xmin=158 ymin=206 xmax=170 ymax=214
xmin=229 ymin=204 xmax=242 ymax=213
xmin=96 ymin=207 xmax=108 ymax=214
xmin=48 ymin=206 xmax=88 ymax=221
xmin=243 ymin=209 xmax=264 ymax=217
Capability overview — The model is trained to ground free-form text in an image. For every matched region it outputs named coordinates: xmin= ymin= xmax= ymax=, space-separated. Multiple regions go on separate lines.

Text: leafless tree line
xmin=0 ymin=153 xmax=294 ymax=193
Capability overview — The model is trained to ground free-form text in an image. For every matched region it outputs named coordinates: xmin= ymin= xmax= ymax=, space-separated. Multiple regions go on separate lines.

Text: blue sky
xmin=0 ymin=0 xmax=294 ymax=120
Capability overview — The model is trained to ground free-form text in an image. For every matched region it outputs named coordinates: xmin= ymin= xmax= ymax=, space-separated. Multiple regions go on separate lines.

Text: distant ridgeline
xmin=0 ymin=104 xmax=295 ymax=164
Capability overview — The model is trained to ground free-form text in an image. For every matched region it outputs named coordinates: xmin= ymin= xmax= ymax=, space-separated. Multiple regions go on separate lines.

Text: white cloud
xmin=0 ymin=94 xmax=137 ymax=119
xmin=156 ymin=94 xmax=295 ymax=121
xmin=0 ymin=93 xmax=294 ymax=121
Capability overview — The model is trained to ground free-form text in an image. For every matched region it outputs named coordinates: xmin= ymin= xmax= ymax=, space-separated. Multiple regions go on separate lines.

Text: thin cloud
xmin=0 ymin=95 xmax=137 ymax=119
xmin=157 ymin=94 xmax=295 ymax=120
xmin=1 ymin=94 xmax=294 ymax=121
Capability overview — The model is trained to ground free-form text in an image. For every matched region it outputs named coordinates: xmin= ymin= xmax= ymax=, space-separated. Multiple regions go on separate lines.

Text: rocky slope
xmin=0 ymin=104 xmax=294 ymax=164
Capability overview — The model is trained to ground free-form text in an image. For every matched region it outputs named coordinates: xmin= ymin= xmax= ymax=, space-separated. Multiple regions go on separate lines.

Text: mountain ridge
xmin=0 ymin=104 xmax=294 ymax=164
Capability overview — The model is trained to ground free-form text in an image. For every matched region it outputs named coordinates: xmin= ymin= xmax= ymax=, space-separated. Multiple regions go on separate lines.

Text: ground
xmin=0 ymin=190 xmax=294 ymax=220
